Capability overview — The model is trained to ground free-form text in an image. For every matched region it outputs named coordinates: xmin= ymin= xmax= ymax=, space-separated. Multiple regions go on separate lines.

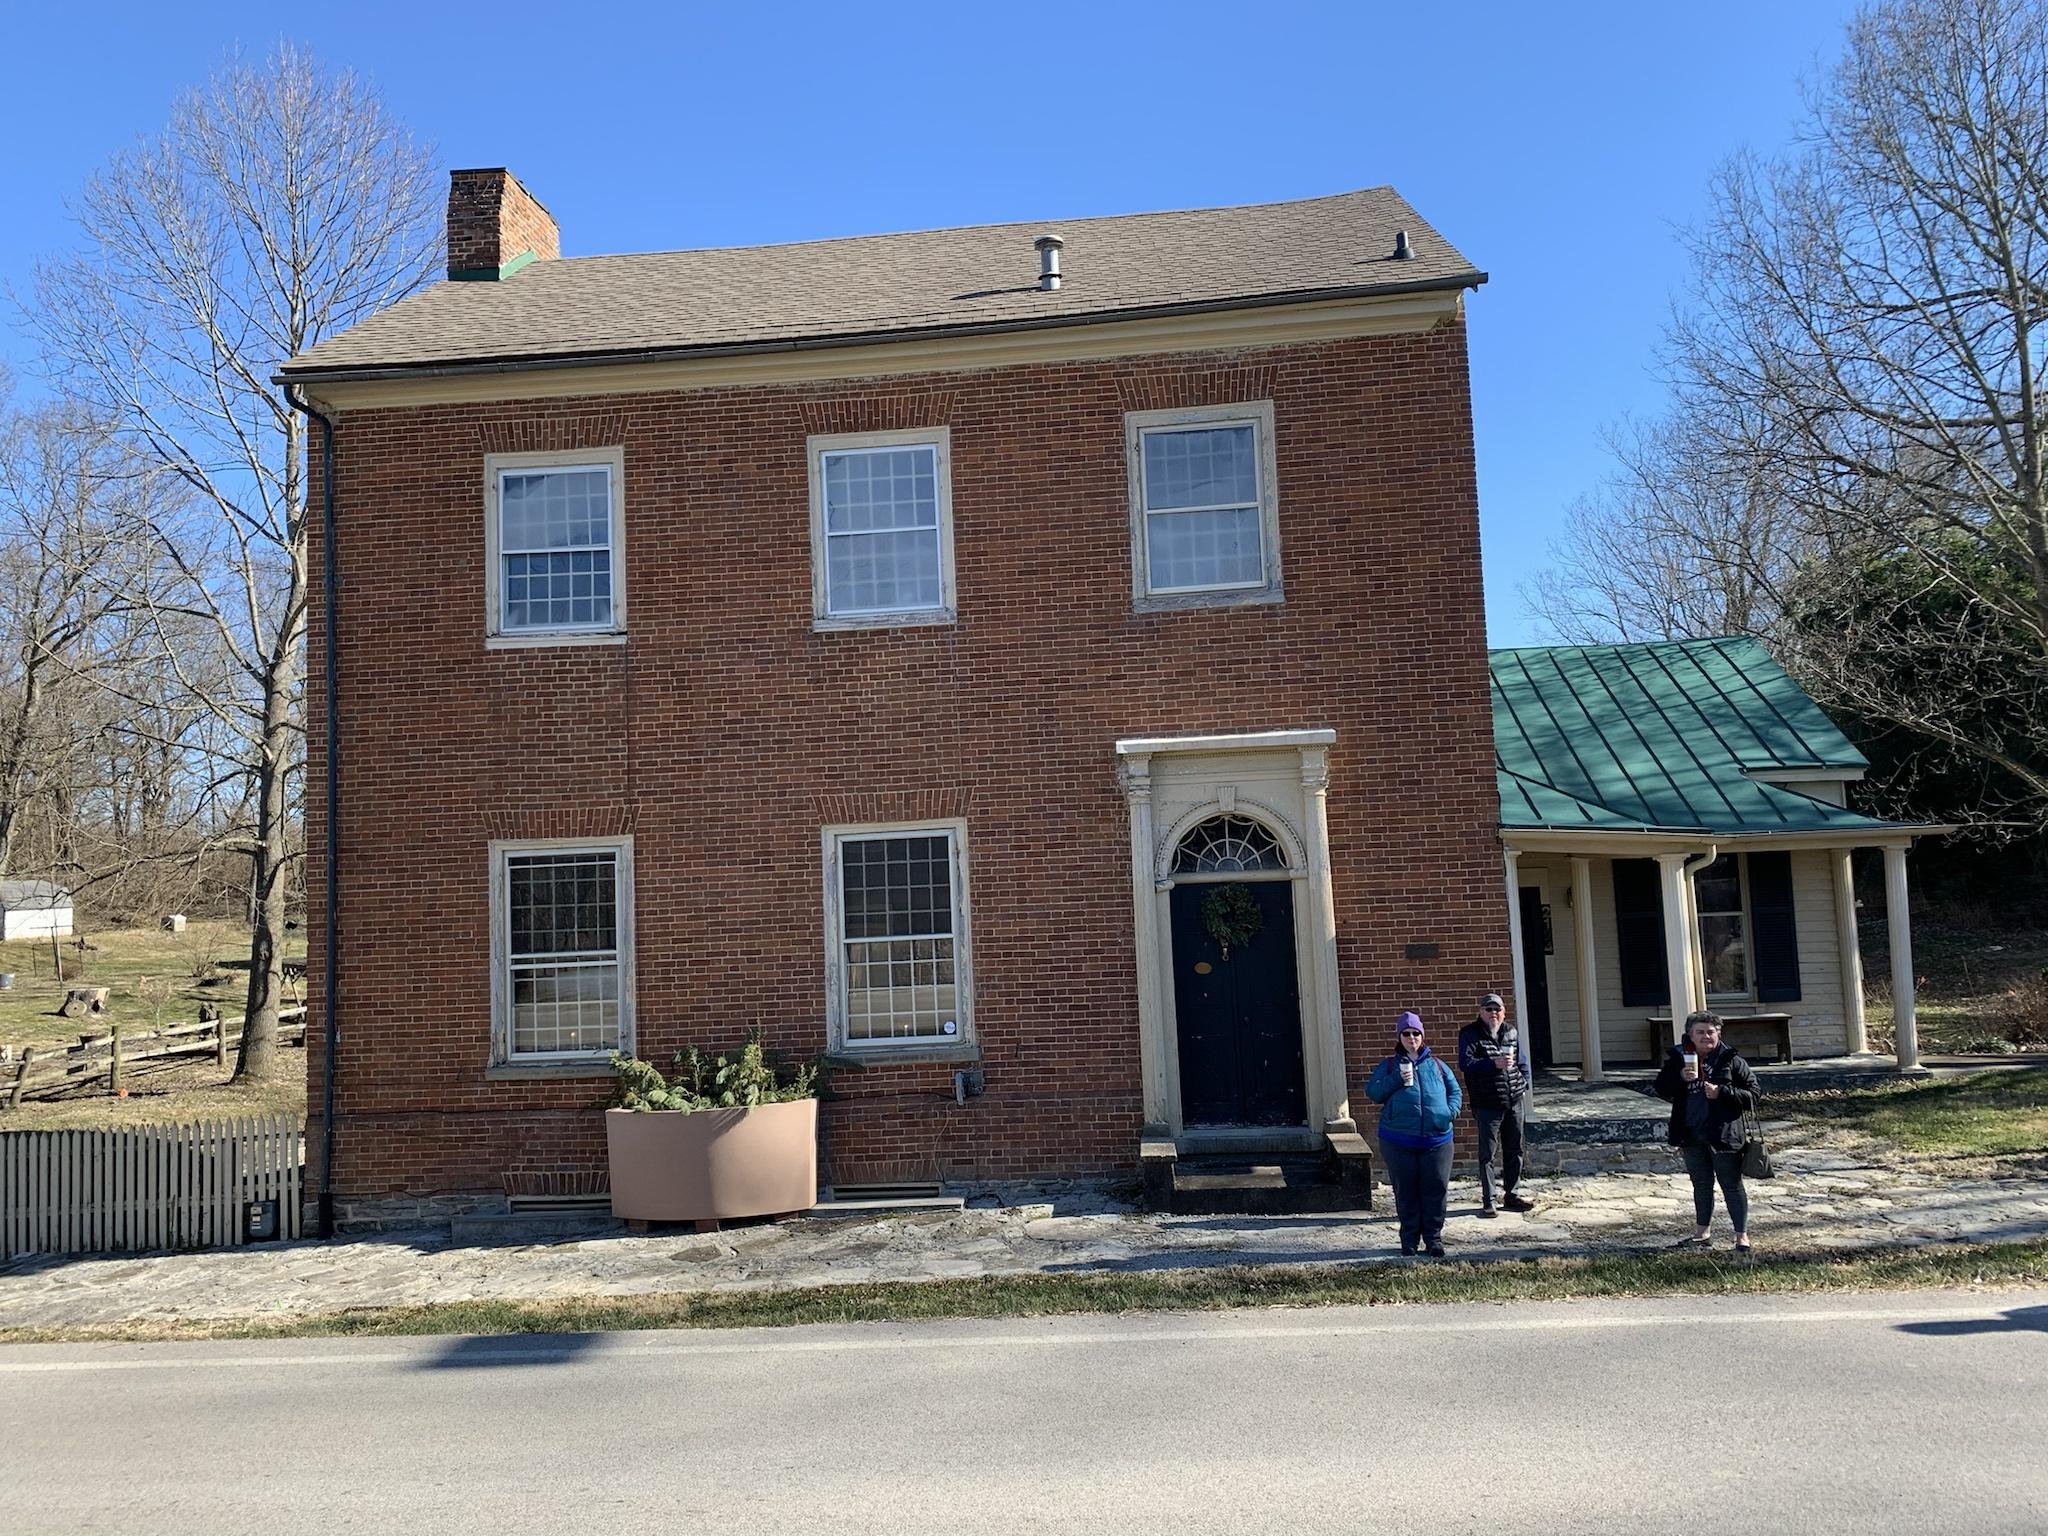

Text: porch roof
xmin=1490 ymin=637 xmax=1913 ymax=839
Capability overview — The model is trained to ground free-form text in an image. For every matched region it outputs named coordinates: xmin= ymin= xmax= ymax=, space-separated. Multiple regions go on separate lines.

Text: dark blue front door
xmin=1170 ymin=881 xmax=1307 ymax=1126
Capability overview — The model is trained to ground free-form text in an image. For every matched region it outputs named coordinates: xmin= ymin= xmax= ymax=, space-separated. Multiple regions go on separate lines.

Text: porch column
xmin=1503 ymin=846 xmax=1531 ymax=1076
xmin=1884 ymin=844 xmax=1918 ymax=1070
xmin=1654 ymin=853 xmax=1697 ymax=1050
xmin=1118 ymin=754 xmax=1171 ymax=1129
xmin=1570 ymin=855 xmax=1602 ymax=1081
xmin=1832 ymin=849 xmax=1868 ymax=1054
xmin=1300 ymin=746 xmax=1353 ymax=1132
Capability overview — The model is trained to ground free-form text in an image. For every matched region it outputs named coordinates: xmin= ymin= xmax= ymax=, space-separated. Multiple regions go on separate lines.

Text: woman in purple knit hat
xmin=1364 ymin=1011 xmax=1463 ymax=1256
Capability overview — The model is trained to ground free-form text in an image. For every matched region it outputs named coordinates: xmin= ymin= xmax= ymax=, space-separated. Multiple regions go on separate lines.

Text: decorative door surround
xmin=1115 ymin=729 xmax=1350 ymax=1138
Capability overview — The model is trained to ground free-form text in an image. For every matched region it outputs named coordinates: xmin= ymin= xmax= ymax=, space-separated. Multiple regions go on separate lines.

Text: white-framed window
xmin=483 ymin=447 xmax=626 ymax=645
xmin=807 ymin=428 xmax=955 ymax=628
xmin=821 ymin=820 xmax=974 ymax=1052
xmin=1695 ymin=853 xmax=1750 ymax=1001
xmin=490 ymin=838 xmax=634 ymax=1062
xmin=1126 ymin=401 xmax=1283 ymax=611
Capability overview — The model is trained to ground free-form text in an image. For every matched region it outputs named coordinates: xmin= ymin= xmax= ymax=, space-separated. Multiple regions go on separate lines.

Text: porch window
xmin=824 ymin=823 xmax=973 ymax=1050
xmin=492 ymin=840 xmax=633 ymax=1061
xmin=1696 ymin=854 xmax=1749 ymax=999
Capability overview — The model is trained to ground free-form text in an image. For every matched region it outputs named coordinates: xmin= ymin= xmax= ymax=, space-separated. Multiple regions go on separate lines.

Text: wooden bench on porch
xmin=1647 ymin=1013 xmax=1795 ymax=1065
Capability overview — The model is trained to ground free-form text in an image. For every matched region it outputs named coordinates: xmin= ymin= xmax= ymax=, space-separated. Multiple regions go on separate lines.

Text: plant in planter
xmin=604 ymin=1036 xmax=820 ymax=1228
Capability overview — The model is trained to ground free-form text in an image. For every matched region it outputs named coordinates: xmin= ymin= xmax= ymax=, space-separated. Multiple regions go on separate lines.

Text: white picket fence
xmin=1 ymin=1115 xmax=302 ymax=1261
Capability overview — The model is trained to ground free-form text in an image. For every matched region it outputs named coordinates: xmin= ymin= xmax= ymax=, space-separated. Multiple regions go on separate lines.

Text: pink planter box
xmin=605 ymin=1100 xmax=818 ymax=1223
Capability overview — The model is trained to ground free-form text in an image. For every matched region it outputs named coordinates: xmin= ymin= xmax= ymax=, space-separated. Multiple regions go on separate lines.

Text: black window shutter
xmin=1612 ymin=858 xmax=1670 ymax=1008
xmin=1748 ymin=851 xmax=1802 ymax=1002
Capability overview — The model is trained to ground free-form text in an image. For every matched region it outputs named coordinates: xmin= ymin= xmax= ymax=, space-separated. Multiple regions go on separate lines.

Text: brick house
xmin=278 ymin=170 xmax=1512 ymax=1228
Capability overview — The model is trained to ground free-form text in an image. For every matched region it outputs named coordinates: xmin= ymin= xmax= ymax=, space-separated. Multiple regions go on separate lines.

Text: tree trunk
xmin=233 ymin=625 xmax=301 ymax=1084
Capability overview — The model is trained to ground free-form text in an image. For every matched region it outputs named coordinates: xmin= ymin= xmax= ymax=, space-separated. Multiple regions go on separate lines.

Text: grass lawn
xmin=1 ymin=1056 xmax=305 ymax=1130
xmin=0 ymin=917 xmax=305 ymax=1055
xmin=4 ymin=1237 xmax=2044 ymax=1346
xmin=1774 ymin=1067 xmax=2048 ymax=1158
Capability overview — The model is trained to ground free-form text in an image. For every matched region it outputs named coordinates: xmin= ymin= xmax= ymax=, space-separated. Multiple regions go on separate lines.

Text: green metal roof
xmin=1490 ymin=637 xmax=1909 ymax=837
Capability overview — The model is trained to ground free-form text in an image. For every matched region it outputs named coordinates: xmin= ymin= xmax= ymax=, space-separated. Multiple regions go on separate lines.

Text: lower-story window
xmin=492 ymin=839 xmax=634 ymax=1062
xmin=823 ymin=822 xmax=973 ymax=1051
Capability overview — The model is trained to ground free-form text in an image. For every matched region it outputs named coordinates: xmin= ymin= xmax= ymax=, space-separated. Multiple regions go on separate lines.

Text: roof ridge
xmin=545 ymin=186 xmax=1406 ymax=266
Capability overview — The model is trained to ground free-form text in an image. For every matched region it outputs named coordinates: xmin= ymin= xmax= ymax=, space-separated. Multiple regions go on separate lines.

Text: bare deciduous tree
xmin=28 ymin=43 xmax=439 ymax=1080
xmin=1535 ymin=0 xmax=2048 ymax=832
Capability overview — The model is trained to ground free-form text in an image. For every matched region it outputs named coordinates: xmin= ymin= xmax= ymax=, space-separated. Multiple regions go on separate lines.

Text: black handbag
xmin=1740 ymin=1105 xmax=1774 ymax=1179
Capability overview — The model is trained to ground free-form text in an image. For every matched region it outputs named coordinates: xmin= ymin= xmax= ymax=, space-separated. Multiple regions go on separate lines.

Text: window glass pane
xmin=826 ymin=529 xmax=942 ymax=612
xmin=840 ymin=834 xmax=961 ymax=1043
xmin=1700 ymin=914 xmax=1748 ymax=996
xmin=1695 ymin=854 xmax=1743 ymax=914
xmin=1142 ymin=425 xmax=1258 ymax=511
xmin=500 ymin=467 xmax=613 ymax=630
xmin=511 ymin=961 xmax=620 ymax=1055
xmin=823 ymin=446 xmax=939 ymax=533
xmin=508 ymin=852 xmax=617 ymax=956
xmin=1145 ymin=506 xmax=1264 ymax=591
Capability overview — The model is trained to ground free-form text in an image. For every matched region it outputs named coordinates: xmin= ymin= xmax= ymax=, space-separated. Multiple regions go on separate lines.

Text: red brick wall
xmin=303 ymin=319 xmax=1509 ymax=1201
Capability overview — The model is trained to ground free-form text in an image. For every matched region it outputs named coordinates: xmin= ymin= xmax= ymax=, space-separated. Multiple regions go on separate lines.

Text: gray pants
xmin=1382 ymin=1141 xmax=1452 ymax=1250
xmin=1681 ymin=1143 xmax=1749 ymax=1233
xmin=1474 ymin=1098 xmax=1526 ymax=1206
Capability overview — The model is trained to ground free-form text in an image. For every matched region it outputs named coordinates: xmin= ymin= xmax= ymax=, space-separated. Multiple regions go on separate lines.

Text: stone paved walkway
xmin=5 ymin=1129 xmax=2046 ymax=1331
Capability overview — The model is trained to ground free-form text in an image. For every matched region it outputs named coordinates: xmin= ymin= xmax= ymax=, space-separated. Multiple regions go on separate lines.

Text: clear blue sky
xmin=0 ymin=1 xmax=1857 ymax=645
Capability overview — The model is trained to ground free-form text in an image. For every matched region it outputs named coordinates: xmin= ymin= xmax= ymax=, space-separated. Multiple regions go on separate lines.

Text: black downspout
xmin=284 ymin=381 xmax=341 ymax=1240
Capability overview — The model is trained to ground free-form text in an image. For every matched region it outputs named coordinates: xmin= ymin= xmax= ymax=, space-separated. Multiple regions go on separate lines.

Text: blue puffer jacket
xmin=1365 ymin=1048 xmax=1463 ymax=1150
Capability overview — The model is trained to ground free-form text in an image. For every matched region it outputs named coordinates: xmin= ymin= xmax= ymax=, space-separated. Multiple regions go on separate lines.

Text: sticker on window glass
xmin=942 ymin=1020 xmax=957 ymax=1035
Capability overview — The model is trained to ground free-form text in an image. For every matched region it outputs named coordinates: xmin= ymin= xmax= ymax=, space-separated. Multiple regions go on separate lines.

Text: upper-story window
xmin=808 ymin=428 xmax=956 ymax=629
xmin=483 ymin=448 xmax=627 ymax=645
xmin=1125 ymin=401 xmax=1283 ymax=612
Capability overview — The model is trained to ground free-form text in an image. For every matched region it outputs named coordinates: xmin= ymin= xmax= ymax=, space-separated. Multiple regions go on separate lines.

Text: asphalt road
xmin=3 ymin=1289 xmax=2044 ymax=1534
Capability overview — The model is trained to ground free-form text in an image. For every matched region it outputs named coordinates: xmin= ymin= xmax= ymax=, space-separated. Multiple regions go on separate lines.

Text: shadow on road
xmin=1895 ymin=1304 xmax=2048 ymax=1338
xmin=418 ymin=1333 xmax=607 ymax=1369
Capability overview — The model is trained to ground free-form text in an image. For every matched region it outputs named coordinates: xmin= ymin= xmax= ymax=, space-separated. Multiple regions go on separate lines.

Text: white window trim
xmin=1125 ymin=400 xmax=1283 ymax=613
xmin=488 ymin=835 xmax=636 ymax=1067
xmin=483 ymin=447 xmax=628 ymax=648
xmin=1698 ymin=852 xmax=1754 ymax=1004
xmin=807 ymin=427 xmax=957 ymax=630
xmin=820 ymin=818 xmax=976 ymax=1056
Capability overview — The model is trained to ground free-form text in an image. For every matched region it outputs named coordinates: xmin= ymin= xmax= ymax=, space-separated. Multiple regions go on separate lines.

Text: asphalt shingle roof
xmin=281 ymin=186 xmax=1481 ymax=378
xmin=1490 ymin=637 xmax=1914 ymax=837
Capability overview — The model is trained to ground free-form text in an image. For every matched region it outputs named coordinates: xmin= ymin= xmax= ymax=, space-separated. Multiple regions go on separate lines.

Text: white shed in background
xmin=0 ymin=880 xmax=74 ymax=941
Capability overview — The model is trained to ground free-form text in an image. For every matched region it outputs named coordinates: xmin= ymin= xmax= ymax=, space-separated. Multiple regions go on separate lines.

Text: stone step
xmin=1167 ymin=1154 xmax=1367 ymax=1216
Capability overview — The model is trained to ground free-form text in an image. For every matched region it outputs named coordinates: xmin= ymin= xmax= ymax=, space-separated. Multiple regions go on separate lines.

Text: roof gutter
xmin=271 ymin=271 xmax=1486 ymax=387
xmin=283 ymin=380 xmax=342 ymax=1241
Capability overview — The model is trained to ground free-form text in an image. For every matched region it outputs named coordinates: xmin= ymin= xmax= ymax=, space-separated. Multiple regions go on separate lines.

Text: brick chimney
xmin=446 ymin=168 xmax=559 ymax=281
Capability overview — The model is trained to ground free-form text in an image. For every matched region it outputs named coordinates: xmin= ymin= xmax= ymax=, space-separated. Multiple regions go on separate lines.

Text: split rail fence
xmin=5 ymin=1005 xmax=307 ymax=1107
xmin=1 ymin=1114 xmax=302 ymax=1261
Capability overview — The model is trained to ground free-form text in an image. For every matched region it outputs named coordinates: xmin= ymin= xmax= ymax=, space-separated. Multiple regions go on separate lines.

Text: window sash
xmin=819 ymin=443 xmax=945 ymax=616
xmin=830 ymin=828 xmax=969 ymax=1048
xmin=495 ymin=464 xmax=619 ymax=634
xmin=1696 ymin=854 xmax=1751 ymax=1001
xmin=1137 ymin=420 xmax=1269 ymax=595
xmin=498 ymin=845 xmax=629 ymax=1060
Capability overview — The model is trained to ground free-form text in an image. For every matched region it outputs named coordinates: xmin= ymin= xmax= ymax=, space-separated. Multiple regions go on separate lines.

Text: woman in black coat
xmin=1653 ymin=1010 xmax=1761 ymax=1252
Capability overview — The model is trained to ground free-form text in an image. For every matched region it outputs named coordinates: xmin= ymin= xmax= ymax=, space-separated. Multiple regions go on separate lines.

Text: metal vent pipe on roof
xmin=1392 ymin=229 xmax=1414 ymax=260
xmin=1034 ymin=234 xmax=1064 ymax=291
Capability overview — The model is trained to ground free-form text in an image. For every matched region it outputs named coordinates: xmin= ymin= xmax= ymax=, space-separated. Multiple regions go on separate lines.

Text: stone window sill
xmin=824 ymin=1045 xmax=982 ymax=1069
xmin=485 ymin=1061 xmax=616 ymax=1082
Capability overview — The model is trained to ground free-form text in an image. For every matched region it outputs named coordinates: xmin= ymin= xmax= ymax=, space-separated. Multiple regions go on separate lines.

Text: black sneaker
xmin=1400 ymin=1244 xmax=1418 ymax=1257
xmin=1424 ymin=1240 xmax=1447 ymax=1258
xmin=1477 ymin=1206 xmax=1499 ymax=1219
xmin=1502 ymin=1194 xmax=1537 ymax=1213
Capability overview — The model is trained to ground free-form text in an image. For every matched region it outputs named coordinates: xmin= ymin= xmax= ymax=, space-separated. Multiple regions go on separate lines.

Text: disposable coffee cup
xmin=1683 ymin=1051 xmax=1699 ymax=1078
xmin=1399 ymin=1061 xmax=1415 ymax=1086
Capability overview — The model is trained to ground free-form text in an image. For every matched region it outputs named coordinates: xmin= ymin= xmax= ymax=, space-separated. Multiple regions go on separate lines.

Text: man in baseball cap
xmin=1457 ymin=990 xmax=1534 ymax=1215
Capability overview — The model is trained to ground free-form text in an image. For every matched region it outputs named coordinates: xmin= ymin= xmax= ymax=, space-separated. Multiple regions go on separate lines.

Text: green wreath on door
xmin=1200 ymin=885 xmax=1264 ymax=959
